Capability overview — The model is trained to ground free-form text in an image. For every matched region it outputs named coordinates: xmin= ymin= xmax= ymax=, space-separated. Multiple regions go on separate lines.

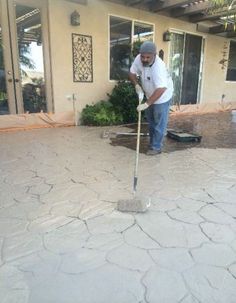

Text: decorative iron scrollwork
xmin=72 ymin=34 xmax=93 ymax=82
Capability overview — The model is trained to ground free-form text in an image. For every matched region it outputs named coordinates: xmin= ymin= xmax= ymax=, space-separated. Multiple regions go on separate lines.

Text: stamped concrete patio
xmin=0 ymin=112 xmax=236 ymax=303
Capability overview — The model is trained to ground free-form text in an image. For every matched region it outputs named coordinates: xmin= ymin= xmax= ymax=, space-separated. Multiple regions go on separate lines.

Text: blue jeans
xmin=145 ymin=100 xmax=171 ymax=151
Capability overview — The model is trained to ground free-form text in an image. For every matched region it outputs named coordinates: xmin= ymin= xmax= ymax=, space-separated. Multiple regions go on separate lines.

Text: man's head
xmin=140 ymin=41 xmax=156 ymax=67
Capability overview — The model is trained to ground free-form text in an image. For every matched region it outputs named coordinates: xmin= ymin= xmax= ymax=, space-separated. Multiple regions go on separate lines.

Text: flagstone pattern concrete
xmin=0 ymin=125 xmax=236 ymax=303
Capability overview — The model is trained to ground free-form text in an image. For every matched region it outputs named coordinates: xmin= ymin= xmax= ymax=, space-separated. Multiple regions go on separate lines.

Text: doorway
xmin=169 ymin=32 xmax=204 ymax=107
xmin=0 ymin=0 xmax=52 ymax=115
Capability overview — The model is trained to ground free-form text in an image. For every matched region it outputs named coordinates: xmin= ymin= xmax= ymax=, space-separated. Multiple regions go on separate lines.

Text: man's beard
xmin=142 ymin=61 xmax=149 ymax=66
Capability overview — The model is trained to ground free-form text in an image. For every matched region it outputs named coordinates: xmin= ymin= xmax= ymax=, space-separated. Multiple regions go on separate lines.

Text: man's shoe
xmin=146 ymin=149 xmax=162 ymax=155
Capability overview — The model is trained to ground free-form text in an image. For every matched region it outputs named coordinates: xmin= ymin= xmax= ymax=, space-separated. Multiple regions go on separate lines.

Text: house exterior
xmin=0 ymin=0 xmax=235 ymax=127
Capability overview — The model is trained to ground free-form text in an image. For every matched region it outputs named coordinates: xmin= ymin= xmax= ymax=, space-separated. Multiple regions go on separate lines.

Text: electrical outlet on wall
xmin=66 ymin=94 xmax=78 ymax=101
xmin=66 ymin=95 xmax=72 ymax=101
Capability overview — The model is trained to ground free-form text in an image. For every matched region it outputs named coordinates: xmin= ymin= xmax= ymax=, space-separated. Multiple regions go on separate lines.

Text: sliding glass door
xmin=169 ymin=32 xmax=204 ymax=106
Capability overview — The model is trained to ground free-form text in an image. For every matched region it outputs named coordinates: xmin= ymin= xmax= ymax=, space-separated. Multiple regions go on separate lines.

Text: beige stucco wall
xmin=202 ymin=36 xmax=235 ymax=104
xmin=48 ymin=0 xmax=236 ymax=116
xmin=48 ymin=0 xmax=111 ymax=114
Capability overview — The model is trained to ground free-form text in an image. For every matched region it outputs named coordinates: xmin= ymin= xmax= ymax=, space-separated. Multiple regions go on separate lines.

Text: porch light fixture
xmin=71 ymin=10 xmax=80 ymax=26
xmin=163 ymin=30 xmax=171 ymax=42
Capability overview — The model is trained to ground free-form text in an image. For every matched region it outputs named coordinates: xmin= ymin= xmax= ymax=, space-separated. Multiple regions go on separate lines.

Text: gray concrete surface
xmin=0 ymin=125 xmax=236 ymax=303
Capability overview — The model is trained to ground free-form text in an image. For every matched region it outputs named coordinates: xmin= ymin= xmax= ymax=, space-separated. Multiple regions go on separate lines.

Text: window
xmin=226 ymin=40 xmax=236 ymax=81
xmin=109 ymin=16 xmax=154 ymax=80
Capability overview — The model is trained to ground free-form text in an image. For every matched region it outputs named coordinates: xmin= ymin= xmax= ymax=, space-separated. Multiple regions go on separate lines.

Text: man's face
xmin=140 ymin=53 xmax=155 ymax=66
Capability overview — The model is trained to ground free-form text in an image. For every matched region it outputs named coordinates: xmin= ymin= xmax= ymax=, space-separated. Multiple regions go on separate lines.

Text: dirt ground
xmin=110 ymin=111 xmax=236 ymax=153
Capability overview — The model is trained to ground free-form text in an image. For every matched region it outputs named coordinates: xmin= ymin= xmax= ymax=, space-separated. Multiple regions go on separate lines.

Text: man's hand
xmin=135 ymin=84 xmax=144 ymax=101
xmin=137 ymin=102 xmax=149 ymax=112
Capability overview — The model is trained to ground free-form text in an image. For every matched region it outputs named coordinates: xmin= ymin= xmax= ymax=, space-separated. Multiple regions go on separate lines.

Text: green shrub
xmin=81 ymin=100 xmax=123 ymax=126
xmin=108 ymin=80 xmax=138 ymax=124
xmin=81 ymin=81 xmax=141 ymax=126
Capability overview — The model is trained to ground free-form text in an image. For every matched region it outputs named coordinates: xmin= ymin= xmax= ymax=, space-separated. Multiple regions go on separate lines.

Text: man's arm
xmin=129 ymin=72 xmax=144 ymax=101
xmin=128 ymin=72 xmax=139 ymax=86
xmin=146 ymin=87 xmax=166 ymax=106
xmin=137 ymin=87 xmax=166 ymax=112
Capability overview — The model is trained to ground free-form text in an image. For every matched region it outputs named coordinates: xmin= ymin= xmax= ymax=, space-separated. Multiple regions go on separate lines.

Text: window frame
xmin=226 ymin=40 xmax=236 ymax=82
xmin=108 ymin=14 xmax=155 ymax=81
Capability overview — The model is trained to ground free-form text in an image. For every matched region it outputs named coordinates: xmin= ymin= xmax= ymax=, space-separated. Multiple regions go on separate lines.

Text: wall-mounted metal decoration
xmin=219 ymin=41 xmax=228 ymax=70
xmin=159 ymin=49 xmax=164 ymax=60
xmin=72 ymin=34 xmax=93 ymax=82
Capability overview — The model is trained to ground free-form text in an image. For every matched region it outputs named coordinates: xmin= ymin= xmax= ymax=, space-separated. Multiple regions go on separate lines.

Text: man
xmin=129 ymin=41 xmax=173 ymax=155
